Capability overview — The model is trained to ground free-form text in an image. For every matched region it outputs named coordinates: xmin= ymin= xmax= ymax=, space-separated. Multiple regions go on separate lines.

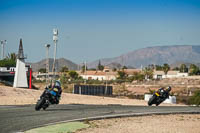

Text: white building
xmin=153 ymin=70 xmax=188 ymax=79
xmin=34 ymin=72 xmax=60 ymax=81
xmin=79 ymin=71 xmax=117 ymax=81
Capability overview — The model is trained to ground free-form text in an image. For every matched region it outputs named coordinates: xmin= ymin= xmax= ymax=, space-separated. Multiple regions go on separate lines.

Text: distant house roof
xmin=79 ymin=70 xmax=117 ymax=76
xmin=104 ymin=66 xmax=110 ymax=69
xmin=167 ymin=71 xmax=179 ymax=75
xmin=154 ymin=71 xmax=165 ymax=75
xmin=124 ymin=69 xmax=142 ymax=75
xmin=154 ymin=70 xmax=179 ymax=75
xmin=85 ymin=71 xmax=99 ymax=75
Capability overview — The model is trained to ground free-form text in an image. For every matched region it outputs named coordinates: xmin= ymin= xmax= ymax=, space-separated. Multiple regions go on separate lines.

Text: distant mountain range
xmin=29 ymin=58 xmax=78 ymax=72
xmin=29 ymin=45 xmax=200 ymax=71
xmin=87 ymin=45 xmax=200 ymax=68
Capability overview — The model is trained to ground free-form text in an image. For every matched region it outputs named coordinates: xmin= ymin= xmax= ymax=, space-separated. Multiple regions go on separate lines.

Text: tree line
xmin=155 ymin=63 xmax=200 ymax=76
xmin=38 ymin=63 xmax=200 ymax=84
xmin=0 ymin=53 xmax=17 ymax=67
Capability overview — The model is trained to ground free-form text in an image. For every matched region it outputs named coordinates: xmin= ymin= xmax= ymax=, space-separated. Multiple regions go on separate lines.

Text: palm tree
xmin=143 ymin=67 xmax=153 ymax=80
xmin=189 ymin=64 xmax=199 ymax=75
xmin=60 ymin=66 xmax=69 ymax=72
xmin=180 ymin=64 xmax=188 ymax=73
xmin=163 ymin=63 xmax=170 ymax=75
xmin=6 ymin=53 xmax=17 ymax=61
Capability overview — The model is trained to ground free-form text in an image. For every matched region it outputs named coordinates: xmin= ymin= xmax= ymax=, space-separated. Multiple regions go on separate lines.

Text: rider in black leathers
xmin=157 ymin=86 xmax=171 ymax=98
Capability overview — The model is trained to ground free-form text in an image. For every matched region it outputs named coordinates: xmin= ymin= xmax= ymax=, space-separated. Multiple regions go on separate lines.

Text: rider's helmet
xmin=54 ymin=80 xmax=61 ymax=88
xmin=166 ymin=86 xmax=171 ymax=92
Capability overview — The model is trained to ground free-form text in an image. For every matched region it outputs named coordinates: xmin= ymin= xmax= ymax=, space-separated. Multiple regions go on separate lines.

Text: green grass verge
xmin=25 ymin=122 xmax=89 ymax=133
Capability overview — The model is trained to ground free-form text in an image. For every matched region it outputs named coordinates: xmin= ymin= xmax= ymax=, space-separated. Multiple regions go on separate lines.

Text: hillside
xmin=29 ymin=58 xmax=78 ymax=72
xmin=88 ymin=45 xmax=200 ymax=68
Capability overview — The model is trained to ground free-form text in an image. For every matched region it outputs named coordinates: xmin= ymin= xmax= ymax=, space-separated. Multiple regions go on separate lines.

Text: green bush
xmin=189 ymin=90 xmax=200 ymax=106
xmin=128 ymin=72 xmax=145 ymax=82
xmin=115 ymin=79 xmax=126 ymax=84
xmin=0 ymin=59 xmax=16 ymax=67
xmin=87 ymin=79 xmax=103 ymax=84
xmin=32 ymin=79 xmax=45 ymax=83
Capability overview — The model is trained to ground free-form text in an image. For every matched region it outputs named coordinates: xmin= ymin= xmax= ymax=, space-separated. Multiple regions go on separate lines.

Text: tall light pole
xmin=45 ymin=44 xmax=50 ymax=86
xmin=105 ymin=70 xmax=108 ymax=96
xmin=52 ymin=29 xmax=58 ymax=83
xmin=84 ymin=61 xmax=87 ymax=84
xmin=1 ymin=40 xmax=6 ymax=60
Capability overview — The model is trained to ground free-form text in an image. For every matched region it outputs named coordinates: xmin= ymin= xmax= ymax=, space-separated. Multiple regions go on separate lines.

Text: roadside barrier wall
xmin=74 ymin=85 xmax=113 ymax=96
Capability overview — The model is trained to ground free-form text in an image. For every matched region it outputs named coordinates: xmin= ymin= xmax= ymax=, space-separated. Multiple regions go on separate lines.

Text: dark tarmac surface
xmin=0 ymin=104 xmax=199 ymax=133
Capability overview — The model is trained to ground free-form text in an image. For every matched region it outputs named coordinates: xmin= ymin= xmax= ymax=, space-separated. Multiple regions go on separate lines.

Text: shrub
xmin=128 ymin=72 xmax=145 ymax=82
xmin=189 ymin=90 xmax=200 ymax=106
xmin=176 ymin=96 xmax=190 ymax=105
xmin=87 ymin=79 xmax=103 ymax=84
xmin=32 ymin=79 xmax=45 ymax=83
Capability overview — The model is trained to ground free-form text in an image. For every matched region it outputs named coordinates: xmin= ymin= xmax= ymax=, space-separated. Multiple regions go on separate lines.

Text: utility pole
xmin=1 ymin=40 xmax=6 ymax=60
xmin=105 ymin=70 xmax=108 ymax=96
xmin=45 ymin=44 xmax=50 ymax=86
xmin=84 ymin=61 xmax=87 ymax=84
xmin=52 ymin=29 xmax=58 ymax=83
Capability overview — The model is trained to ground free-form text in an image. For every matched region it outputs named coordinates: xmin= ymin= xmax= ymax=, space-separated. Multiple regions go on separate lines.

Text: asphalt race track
xmin=0 ymin=104 xmax=199 ymax=133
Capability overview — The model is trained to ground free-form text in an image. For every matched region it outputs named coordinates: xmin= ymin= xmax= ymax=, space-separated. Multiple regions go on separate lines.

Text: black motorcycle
xmin=35 ymin=87 xmax=59 ymax=111
xmin=148 ymin=89 xmax=170 ymax=106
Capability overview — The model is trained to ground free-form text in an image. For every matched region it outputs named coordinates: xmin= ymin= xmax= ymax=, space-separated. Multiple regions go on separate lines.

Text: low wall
xmin=73 ymin=85 xmax=113 ymax=96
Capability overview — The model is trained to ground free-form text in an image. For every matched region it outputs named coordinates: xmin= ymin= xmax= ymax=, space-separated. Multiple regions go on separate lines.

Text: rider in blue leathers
xmin=41 ymin=80 xmax=62 ymax=104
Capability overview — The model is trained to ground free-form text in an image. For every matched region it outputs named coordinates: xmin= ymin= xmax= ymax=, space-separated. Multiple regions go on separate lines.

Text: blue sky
xmin=0 ymin=0 xmax=200 ymax=63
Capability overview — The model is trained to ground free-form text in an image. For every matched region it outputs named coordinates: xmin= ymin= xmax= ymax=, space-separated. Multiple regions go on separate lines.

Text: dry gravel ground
xmin=1 ymin=85 xmax=197 ymax=133
xmin=77 ymin=114 xmax=200 ymax=133
xmin=0 ymin=85 xmax=180 ymax=106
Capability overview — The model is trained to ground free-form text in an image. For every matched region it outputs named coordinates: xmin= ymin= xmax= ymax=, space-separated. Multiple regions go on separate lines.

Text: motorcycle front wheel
xmin=35 ymin=98 xmax=45 ymax=111
xmin=148 ymin=95 xmax=156 ymax=106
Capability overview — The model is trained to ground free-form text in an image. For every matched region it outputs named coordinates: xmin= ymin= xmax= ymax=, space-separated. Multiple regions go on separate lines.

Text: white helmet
xmin=54 ymin=80 xmax=61 ymax=88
